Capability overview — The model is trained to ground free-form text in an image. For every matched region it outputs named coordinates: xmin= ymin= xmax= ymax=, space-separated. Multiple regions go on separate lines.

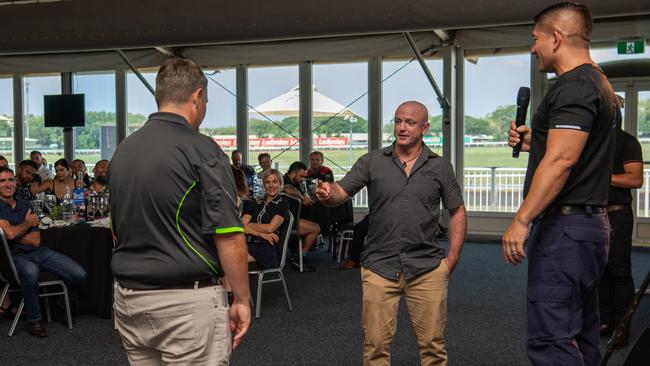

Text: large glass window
xmin=126 ymin=70 xmax=157 ymax=136
xmin=0 ymin=78 xmax=14 ymax=168
xmin=202 ymin=68 xmax=237 ymax=153
xmin=311 ymin=62 xmax=368 ymax=181
xmin=383 ymin=59 xmax=444 ymax=155
xmin=248 ymin=65 xmax=299 ymax=173
xmin=463 ymin=54 xmax=531 ymax=212
xmin=72 ymin=71 xmax=116 ymax=165
xmin=637 ymin=90 xmax=650 ymax=217
xmin=23 ymin=75 xmax=63 ymax=165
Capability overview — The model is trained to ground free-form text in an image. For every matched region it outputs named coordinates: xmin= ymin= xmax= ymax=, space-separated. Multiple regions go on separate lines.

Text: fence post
xmin=490 ymin=166 xmax=497 ymax=210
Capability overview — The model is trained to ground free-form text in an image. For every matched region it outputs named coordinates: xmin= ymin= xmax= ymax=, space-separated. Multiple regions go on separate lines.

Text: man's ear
xmin=552 ymin=31 xmax=562 ymax=51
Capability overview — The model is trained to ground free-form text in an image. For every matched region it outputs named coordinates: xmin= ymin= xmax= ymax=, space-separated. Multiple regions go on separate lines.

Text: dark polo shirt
xmin=109 ymin=112 xmax=243 ymax=290
xmin=338 ymin=143 xmax=463 ymax=280
xmin=0 ymin=198 xmax=39 ymax=253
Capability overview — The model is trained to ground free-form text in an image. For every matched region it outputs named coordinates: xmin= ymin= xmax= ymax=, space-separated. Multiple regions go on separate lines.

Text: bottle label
xmin=73 ymin=188 xmax=85 ymax=208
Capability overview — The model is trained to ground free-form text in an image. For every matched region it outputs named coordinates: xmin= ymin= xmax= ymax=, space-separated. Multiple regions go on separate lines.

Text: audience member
xmin=0 ymin=166 xmax=86 ymax=337
xmin=0 ymin=155 xmax=8 ymax=168
xmin=257 ymin=152 xmax=272 ymax=179
xmin=283 ymin=161 xmax=321 ymax=271
xmin=88 ymin=159 xmax=109 ymax=193
xmin=231 ymin=166 xmax=250 ymax=210
xmin=29 ymin=151 xmax=54 ymax=181
xmin=231 ymin=150 xmax=256 ymax=177
xmin=242 ymin=169 xmax=289 ymax=270
xmin=31 ymin=158 xmax=76 ymax=200
xmin=15 ymin=160 xmax=40 ymax=202
xmin=306 ymin=151 xmax=334 ymax=182
xmin=72 ymin=159 xmax=91 ymax=186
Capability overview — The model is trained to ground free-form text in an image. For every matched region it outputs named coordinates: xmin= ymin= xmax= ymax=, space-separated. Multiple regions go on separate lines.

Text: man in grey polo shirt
xmin=317 ymin=101 xmax=467 ymax=365
xmin=109 ymin=58 xmax=250 ymax=365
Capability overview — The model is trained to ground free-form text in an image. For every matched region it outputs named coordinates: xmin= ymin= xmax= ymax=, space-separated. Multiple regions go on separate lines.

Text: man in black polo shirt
xmin=505 ymin=3 xmax=617 ymax=365
xmin=317 ymin=101 xmax=466 ymax=365
xmin=109 ymin=58 xmax=250 ymax=364
xmin=598 ymin=129 xmax=643 ymax=347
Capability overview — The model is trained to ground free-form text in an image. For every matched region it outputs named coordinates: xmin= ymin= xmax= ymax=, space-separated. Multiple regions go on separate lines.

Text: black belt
xmin=119 ymin=278 xmax=220 ymax=291
xmin=544 ymin=205 xmax=606 ymax=217
xmin=606 ymin=204 xmax=631 ymax=213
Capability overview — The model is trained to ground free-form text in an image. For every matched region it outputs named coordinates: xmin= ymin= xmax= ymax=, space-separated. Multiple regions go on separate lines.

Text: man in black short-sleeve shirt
xmin=598 ymin=129 xmax=643 ymax=346
xmin=109 ymin=58 xmax=250 ymax=364
xmin=505 ymin=4 xmax=617 ymax=365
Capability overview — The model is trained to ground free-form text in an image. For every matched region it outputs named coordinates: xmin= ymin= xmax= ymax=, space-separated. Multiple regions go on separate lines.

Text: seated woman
xmin=31 ymin=158 xmax=76 ymax=201
xmin=242 ymin=169 xmax=289 ymax=270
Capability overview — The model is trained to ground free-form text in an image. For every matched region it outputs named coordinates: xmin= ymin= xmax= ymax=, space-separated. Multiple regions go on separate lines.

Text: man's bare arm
xmin=611 ymin=162 xmax=643 ymax=189
xmin=444 ymin=205 xmax=466 ymax=272
xmin=213 ymin=232 xmax=251 ymax=350
xmin=0 ymin=209 xmax=39 ymax=241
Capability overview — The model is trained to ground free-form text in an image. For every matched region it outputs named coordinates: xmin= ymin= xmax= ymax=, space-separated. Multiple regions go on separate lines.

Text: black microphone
xmin=512 ymin=86 xmax=530 ymax=158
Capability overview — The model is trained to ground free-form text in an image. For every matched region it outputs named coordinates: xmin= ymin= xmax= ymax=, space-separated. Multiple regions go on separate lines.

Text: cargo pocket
xmin=527 ymin=284 xmax=576 ymax=344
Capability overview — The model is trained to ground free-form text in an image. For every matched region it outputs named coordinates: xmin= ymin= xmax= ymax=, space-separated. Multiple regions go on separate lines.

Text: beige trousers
xmin=114 ymin=284 xmax=231 ymax=366
xmin=361 ymin=262 xmax=450 ymax=366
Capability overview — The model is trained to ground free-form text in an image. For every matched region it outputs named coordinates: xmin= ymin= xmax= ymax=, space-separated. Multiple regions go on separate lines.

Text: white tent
xmin=250 ymin=85 xmax=357 ymax=118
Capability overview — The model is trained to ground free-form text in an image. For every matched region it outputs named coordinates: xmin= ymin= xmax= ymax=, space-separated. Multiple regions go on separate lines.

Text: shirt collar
xmin=147 ymin=112 xmax=194 ymax=130
xmin=382 ymin=142 xmax=438 ymax=158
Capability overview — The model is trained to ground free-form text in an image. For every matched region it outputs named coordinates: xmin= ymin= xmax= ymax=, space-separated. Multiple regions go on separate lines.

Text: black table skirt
xmin=42 ymin=226 xmax=113 ymax=318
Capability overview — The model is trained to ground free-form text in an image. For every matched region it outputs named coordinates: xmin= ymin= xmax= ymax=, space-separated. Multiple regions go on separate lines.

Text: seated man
xmin=72 ymin=159 xmax=91 ymax=186
xmin=88 ymin=159 xmax=109 ymax=193
xmin=257 ymin=152 xmax=272 ymax=180
xmin=0 ymin=167 xmax=86 ymax=337
xmin=30 ymin=150 xmax=54 ymax=181
xmin=15 ymin=160 xmax=41 ymax=202
xmin=283 ymin=161 xmax=321 ymax=271
xmin=306 ymin=150 xmax=334 ymax=183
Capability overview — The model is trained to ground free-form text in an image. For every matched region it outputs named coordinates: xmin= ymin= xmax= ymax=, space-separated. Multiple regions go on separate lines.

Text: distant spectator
xmin=283 ymin=161 xmax=321 ymax=271
xmin=257 ymin=152 xmax=272 ymax=179
xmin=29 ymin=150 xmax=54 ymax=181
xmin=72 ymin=159 xmax=91 ymax=186
xmin=0 ymin=155 xmax=8 ymax=168
xmin=306 ymin=151 xmax=334 ymax=183
xmin=15 ymin=160 xmax=40 ymax=202
xmin=88 ymin=160 xmax=109 ymax=193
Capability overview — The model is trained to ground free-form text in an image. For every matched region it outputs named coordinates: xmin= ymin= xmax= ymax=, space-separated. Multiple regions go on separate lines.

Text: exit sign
xmin=617 ymin=40 xmax=646 ymax=54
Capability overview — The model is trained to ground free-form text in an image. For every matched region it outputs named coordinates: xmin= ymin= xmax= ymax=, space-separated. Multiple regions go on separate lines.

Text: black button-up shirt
xmin=338 ymin=143 xmax=463 ymax=280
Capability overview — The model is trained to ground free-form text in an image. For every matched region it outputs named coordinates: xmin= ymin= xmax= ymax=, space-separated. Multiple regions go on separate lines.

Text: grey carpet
xmin=1 ymin=242 xmax=648 ymax=366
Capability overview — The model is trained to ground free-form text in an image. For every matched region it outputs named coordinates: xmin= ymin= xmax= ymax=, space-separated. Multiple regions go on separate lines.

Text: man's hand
xmin=502 ymin=218 xmax=528 ymax=265
xmin=508 ymin=121 xmax=532 ymax=153
xmin=303 ymin=196 xmax=314 ymax=206
xmin=315 ymin=181 xmax=331 ymax=201
xmin=229 ymin=298 xmax=251 ymax=350
xmin=263 ymin=232 xmax=279 ymax=245
xmin=24 ymin=209 xmax=39 ymax=227
xmin=442 ymin=256 xmax=459 ymax=274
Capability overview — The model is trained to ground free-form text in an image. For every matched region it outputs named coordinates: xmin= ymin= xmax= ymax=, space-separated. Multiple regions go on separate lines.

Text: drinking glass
xmin=97 ymin=195 xmax=108 ymax=218
xmin=31 ymin=199 xmax=44 ymax=218
xmin=44 ymin=194 xmax=57 ymax=214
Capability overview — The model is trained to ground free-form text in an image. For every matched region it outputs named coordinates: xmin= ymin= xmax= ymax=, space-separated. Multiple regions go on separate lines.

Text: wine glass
xmin=31 ymin=199 xmax=44 ymax=218
xmin=97 ymin=195 xmax=108 ymax=218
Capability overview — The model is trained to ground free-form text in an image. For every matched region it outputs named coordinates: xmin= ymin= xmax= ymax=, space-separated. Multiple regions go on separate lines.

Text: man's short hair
xmin=232 ymin=150 xmax=242 ymax=158
xmin=288 ymin=161 xmax=308 ymax=174
xmin=534 ymin=2 xmax=592 ymax=44
xmin=257 ymin=152 xmax=271 ymax=162
xmin=309 ymin=151 xmax=324 ymax=160
xmin=19 ymin=160 xmax=39 ymax=170
xmin=29 ymin=150 xmax=41 ymax=158
xmin=154 ymin=58 xmax=208 ymax=107
xmin=0 ymin=166 xmax=14 ymax=175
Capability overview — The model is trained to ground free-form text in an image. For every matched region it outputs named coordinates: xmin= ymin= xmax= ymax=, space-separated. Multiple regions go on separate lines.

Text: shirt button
xmin=395 ymin=273 xmax=400 ymax=278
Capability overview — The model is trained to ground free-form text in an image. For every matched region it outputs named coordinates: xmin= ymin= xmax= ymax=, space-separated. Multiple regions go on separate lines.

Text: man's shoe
xmin=614 ymin=329 xmax=629 ymax=348
xmin=600 ymin=324 xmax=613 ymax=338
xmin=339 ymin=259 xmax=360 ymax=269
xmin=27 ymin=321 xmax=48 ymax=338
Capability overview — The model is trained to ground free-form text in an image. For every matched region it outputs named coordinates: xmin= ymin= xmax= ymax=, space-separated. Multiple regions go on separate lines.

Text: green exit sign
xmin=617 ymin=40 xmax=646 ymax=54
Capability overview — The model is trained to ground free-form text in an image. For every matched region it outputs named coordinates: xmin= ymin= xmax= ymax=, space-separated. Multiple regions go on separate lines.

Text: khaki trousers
xmin=361 ymin=262 xmax=450 ymax=366
xmin=114 ymin=284 xmax=231 ymax=366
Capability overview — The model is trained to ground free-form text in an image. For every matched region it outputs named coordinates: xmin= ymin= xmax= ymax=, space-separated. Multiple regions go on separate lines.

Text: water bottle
xmin=62 ymin=187 xmax=74 ymax=222
xmin=72 ymin=174 xmax=86 ymax=222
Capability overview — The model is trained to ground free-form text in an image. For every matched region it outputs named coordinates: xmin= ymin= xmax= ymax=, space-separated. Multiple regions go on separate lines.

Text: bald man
xmin=317 ymin=101 xmax=466 ymax=365
xmin=505 ymin=3 xmax=618 ymax=365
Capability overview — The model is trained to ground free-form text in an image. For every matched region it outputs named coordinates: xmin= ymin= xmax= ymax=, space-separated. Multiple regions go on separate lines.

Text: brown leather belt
xmin=544 ymin=205 xmax=606 ymax=216
xmin=606 ymin=204 xmax=631 ymax=213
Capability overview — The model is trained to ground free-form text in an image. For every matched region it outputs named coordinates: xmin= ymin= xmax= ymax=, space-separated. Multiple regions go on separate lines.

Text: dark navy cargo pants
xmin=526 ymin=213 xmax=609 ymax=366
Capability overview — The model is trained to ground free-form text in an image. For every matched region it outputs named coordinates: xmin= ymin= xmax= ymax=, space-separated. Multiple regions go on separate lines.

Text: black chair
xmin=248 ymin=212 xmax=294 ymax=318
xmin=0 ymin=228 xmax=73 ymax=336
xmin=281 ymin=193 xmax=304 ymax=272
